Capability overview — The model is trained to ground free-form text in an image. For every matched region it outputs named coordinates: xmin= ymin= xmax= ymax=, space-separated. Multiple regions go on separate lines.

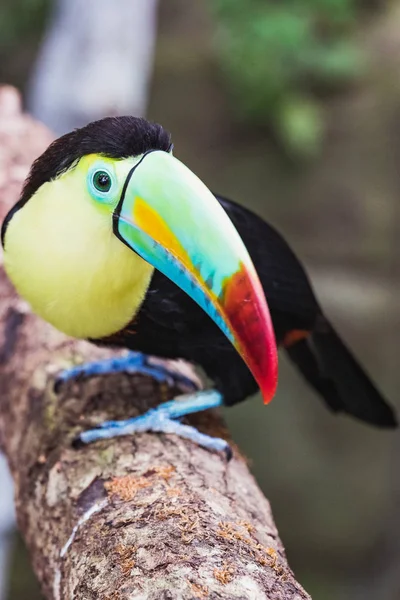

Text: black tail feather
xmin=286 ymin=319 xmax=397 ymax=428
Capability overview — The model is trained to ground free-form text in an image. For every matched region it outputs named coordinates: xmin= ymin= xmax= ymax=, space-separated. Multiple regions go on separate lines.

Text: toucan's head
xmin=1 ymin=116 xmax=277 ymax=402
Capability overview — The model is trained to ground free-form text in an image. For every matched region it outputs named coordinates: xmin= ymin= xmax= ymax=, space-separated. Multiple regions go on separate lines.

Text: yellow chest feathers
xmin=3 ymin=178 xmax=154 ymax=339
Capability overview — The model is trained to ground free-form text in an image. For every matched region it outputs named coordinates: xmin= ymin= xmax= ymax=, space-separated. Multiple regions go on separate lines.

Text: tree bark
xmin=0 ymin=87 xmax=310 ymax=600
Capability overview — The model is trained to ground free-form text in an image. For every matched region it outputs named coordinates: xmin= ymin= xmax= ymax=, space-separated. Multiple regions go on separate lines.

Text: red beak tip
xmin=262 ymin=385 xmax=277 ymax=405
xmin=260 ymin=359 xmax=278 ymax=405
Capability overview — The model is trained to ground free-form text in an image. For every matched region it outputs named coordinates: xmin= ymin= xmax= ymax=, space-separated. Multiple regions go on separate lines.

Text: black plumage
xmin=99 ymin=195 xmax=397 ymax=428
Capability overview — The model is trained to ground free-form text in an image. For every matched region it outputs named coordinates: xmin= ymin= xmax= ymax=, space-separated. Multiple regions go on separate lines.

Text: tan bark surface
xmin=0 ymin=86 xmax=310 ymax=600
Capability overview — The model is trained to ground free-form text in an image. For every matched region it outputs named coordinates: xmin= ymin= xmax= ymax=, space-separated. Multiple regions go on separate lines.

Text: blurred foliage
xmin=0 ymin=0 xmax=383 ymax=157
xmin=210 ymin=0 xmax=382 ymax=156
xmin=8 ymin=536 xmax=42 ymax=599
xmin=0 ymin=0 xmax=49 ymax=46
xmin=0 ymin=0 xmax=50 ymax=90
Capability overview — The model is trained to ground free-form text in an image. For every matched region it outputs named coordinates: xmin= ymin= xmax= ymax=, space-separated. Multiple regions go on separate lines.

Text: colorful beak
xmin=113 ymin=150 xmax=278 ymax=403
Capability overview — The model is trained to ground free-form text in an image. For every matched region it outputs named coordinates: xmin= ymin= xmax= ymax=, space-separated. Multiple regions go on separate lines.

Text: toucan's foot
xmin=55 ymin=351 xmax=198 ymax=392
xmin=74 ymin=390 xmax=231 ymax=458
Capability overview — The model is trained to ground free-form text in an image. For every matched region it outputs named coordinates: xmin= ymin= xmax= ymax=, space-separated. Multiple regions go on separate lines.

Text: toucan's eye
xmin=87 ymin=163 xmax=116 ymax=203
xmin=93 ymin=171 xmax=111 ymax=192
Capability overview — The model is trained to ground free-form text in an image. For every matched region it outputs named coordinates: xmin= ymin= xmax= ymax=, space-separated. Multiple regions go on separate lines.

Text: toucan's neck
xmin=3 ymin=180 xmax=154 ymax=339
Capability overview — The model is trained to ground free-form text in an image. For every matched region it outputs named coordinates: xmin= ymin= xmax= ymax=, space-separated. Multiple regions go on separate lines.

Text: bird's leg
xmin=55 ymin=351 xmax=198 ymax=393
xmin=74 ymin=390 xmax=231 ymax=458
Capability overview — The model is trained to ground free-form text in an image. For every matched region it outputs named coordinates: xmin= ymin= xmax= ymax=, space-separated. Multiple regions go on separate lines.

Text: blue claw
xmin=56 ymin=352 xmax=198 ymax=392
xmin=74 ymin=390 xmax=231 ymax=457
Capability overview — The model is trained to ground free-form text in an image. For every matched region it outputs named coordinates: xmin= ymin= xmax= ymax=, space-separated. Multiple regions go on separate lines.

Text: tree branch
xmin=0 ymin=87 xmax=311 ymax=600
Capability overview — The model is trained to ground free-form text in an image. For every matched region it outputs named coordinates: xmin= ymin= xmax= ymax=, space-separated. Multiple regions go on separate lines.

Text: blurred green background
xmin=0 ymin=0 xmax=399 ymax=598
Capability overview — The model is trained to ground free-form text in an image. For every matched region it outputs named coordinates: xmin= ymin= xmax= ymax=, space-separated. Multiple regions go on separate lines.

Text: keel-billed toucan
xmin=1 ymin=117 xmax=396 ymax=453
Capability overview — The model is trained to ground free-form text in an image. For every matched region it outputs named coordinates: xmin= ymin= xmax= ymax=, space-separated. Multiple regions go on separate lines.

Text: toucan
xmin=1 ymin=116 xmax=396 ymax=455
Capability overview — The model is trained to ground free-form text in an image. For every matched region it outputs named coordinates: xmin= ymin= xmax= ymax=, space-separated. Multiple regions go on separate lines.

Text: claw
xmin=55 ymin=352 xmax=198 ymax=393
xmin=73 ymin=390 xmax=231 ymax=457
